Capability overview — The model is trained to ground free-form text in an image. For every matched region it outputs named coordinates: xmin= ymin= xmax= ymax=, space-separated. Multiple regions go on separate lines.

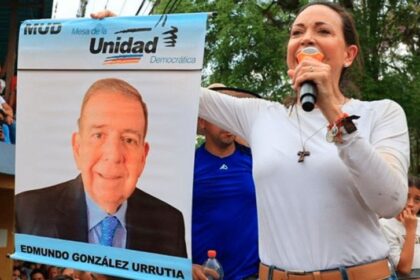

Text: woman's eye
xmin=291 ymin=30 xmax=302 ymax=36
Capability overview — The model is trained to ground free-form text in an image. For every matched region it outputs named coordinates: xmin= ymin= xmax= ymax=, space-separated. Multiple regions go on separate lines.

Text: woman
xmin=200 ymin=2 xmax=409 ymax=279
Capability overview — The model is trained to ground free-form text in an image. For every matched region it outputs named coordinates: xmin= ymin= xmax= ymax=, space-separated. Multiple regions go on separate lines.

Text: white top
xmin=0 ymin=79 xmax=5 ymax=94
xmin=200 ymin=88 xmax=409 ymax=271
xmin=0 ymin=95 xmax=5 ymax=111
xmin=380 ymin=217 xmax=420 ymax=268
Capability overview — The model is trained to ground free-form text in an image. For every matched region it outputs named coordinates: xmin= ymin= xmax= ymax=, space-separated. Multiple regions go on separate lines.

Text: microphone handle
xmin=300 ymin=81 xmax=317 ymax=112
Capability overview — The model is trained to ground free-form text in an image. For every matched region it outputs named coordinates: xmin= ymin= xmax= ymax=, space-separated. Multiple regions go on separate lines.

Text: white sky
xmin=51 ymin=0 xmax=153 ymax=19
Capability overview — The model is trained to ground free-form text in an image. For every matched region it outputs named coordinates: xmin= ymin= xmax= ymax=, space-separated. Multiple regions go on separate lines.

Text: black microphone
xmin=296 ymin=47 xmax=324 ymax=112
xmin=300 ymin=81 xmax=316 ymax=112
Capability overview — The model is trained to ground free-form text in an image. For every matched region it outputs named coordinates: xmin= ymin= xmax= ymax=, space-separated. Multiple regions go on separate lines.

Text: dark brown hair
xmin=299 ymin=2 xmax=362 ymax=93
xmin=408 ymin=175 xmax=420 ymax=190
xmin=285 ymin=1 xmax=363 ymax=106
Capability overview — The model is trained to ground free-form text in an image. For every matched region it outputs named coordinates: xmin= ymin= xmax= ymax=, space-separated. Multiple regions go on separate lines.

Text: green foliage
xmin=154 ymin=0 xmax=296 ymax=100
xmin=195 ymin=135 xmax=206 ymax=148
xmin=351 ymin=0 xmax=420 ymax=174
xmin=153 ymin=0 xmax=420 ymax=174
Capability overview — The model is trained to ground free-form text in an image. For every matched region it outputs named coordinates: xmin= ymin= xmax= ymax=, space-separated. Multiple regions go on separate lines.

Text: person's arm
xmin=0 ymin=102 xmax=14 ymax=125
xmin=337 ymin=100 xmax=409 ymax=218
xmin=199 ymin=88 xmax=279 ymax=144
xmin=397 ymin=210 xmax=417 ymax=275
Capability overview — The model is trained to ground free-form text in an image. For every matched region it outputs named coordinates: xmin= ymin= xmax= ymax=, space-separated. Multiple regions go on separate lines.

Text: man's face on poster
xmin=72 ymin=90 xmax=149 ymax=214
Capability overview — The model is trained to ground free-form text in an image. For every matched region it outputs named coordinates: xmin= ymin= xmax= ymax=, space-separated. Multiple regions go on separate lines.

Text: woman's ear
xmin=344 ymin=44 xmax=358 ymax=67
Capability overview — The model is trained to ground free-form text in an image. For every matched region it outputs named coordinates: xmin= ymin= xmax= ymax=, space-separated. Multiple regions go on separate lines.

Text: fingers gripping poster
xmin=12 ymin=13 xmax=207 ymax=280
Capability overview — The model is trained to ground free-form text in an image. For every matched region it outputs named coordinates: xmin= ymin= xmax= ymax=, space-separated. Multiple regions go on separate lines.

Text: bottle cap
xmin=207 ymin=250 xmax=217 ymax=258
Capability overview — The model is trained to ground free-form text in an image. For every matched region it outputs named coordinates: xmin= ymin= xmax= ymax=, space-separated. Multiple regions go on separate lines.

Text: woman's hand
xmin=287 ymin=58 xmax=343 ymax=124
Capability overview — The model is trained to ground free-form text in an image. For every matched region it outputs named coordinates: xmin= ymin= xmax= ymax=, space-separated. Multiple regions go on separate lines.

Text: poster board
xmin=12 ymin=13 xmax=207 ymax=279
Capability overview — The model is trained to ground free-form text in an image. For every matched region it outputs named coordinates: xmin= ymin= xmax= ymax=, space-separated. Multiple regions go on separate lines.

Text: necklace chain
xmin=291 ymin=97 xmax=350 ymax=162
xmin=295 ymin=106 xmax=326 ymax=154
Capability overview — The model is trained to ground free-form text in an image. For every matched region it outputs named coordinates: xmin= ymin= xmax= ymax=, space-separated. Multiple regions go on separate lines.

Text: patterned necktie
xmin=100 ymin=216 xmax=119 ymax=246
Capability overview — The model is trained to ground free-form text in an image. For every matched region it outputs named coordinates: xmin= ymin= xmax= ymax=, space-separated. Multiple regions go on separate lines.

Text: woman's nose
xmin=300 ymin=30 xmax=315 ymax=46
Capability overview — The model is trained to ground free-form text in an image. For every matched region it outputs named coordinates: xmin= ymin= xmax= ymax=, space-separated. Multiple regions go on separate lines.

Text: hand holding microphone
xmin=296 ymin=47 xmax=324 ymax=112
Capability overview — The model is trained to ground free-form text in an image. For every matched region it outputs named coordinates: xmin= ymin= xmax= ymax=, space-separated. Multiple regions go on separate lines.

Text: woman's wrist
xmin=323 ymin=103 xmax=343 ymax=125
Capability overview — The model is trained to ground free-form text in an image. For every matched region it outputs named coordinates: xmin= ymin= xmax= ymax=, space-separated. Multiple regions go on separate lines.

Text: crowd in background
xmin=12 ymin=260 xmax=118 ymax=280
xmin=0 ymin=69 xmax=16 ymax=144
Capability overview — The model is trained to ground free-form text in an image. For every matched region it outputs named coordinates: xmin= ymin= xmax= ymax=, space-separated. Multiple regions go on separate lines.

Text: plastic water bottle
xmin=202 ymin=250 xmax=224 ymax=280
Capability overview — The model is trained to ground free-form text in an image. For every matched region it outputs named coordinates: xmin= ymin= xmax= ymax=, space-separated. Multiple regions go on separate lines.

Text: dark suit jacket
xmin=15 ymin=176 xmax=187 ymax=258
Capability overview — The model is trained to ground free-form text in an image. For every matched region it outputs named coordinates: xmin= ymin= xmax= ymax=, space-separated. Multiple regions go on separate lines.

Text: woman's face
xmin=287 ymin=5 xmax=357 ymax=84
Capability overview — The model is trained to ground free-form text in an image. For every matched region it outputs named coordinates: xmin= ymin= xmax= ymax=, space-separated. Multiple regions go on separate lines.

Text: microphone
xmin=296 ymin=47 xmax=324 ymax=112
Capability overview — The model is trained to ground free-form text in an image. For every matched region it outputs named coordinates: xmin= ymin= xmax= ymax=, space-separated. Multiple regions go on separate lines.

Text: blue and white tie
xmin=100 ymin=216 xmax=119 ymax=246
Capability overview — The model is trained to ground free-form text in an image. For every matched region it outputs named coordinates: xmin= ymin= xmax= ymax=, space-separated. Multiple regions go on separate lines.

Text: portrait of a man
xmin=15 ymin=78 xmax=187 ymax=258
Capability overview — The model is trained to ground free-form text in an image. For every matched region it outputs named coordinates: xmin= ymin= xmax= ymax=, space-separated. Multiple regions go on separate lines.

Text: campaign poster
xmin=12 ymin=13 xmax=207 ymax=280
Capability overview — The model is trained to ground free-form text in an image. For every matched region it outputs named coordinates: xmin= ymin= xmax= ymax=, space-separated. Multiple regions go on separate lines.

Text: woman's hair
xmin=285 ymin=1 xmax=363 ymax=105
xmin=408 ymin=175 xmax=420 ymax=189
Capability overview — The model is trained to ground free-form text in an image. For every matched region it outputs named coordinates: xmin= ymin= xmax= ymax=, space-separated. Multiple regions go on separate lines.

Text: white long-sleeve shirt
xmin=380 ymin=217 xmax=420 ymax=269
xmin=199 ymin=88 xmax=409 ymax=271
